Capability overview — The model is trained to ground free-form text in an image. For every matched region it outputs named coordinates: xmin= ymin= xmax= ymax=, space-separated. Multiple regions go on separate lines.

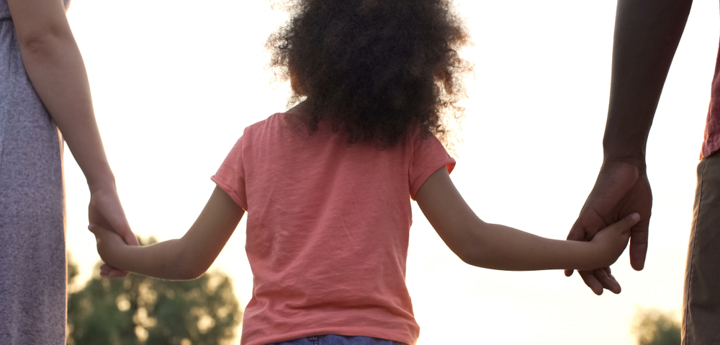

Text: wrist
xmin=601 ymin=154 xmax=646 ymax=174
xmin=107 ymin=242 xmax=133 ymax=272
xmin=602 ymin=136 xmax=647 ymax=171
xmin=571 ymin=240 xmax=603 ymax=271
xmin=87 ymin=168 xmax=116 ymax=194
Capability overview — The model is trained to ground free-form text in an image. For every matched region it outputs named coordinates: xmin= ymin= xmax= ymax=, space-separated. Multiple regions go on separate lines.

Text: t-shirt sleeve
xmin=211 ymin=132 xmax=249 ymax=211
xmin=408 ymin=133 xmax=456 ymax=199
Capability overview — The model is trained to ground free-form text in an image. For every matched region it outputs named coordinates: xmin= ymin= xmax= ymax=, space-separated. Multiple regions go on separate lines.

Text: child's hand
xmin=88 ymin=187 xmax=139 ymax=278
xmin=589 ymin=213 xmax=640 ymax=268
xmin=88 ymin=223 xmax=129 ymax=274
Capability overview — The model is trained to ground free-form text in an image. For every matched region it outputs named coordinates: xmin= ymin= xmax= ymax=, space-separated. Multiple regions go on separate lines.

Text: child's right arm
xmin=416 ymin=167 xmax=639 ymax=271
xmin=90 ymin=186 xmax=245 ymax=280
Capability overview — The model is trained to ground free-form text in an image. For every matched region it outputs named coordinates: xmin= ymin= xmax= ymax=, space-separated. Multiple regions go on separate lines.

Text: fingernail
xmin=630 ymin=213 xmax=640 ymax=221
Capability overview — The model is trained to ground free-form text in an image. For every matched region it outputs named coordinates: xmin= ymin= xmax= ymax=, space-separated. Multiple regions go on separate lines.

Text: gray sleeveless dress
xmin=0 ymin=0 xmax=69 ymax=344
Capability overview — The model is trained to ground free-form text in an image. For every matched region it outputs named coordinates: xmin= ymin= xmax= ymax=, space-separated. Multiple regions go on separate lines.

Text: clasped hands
xmin=87 ymin=185 xmax=139 ymax=278
xmin=565 ymin=160 xmax=652 ymax=295
xmin=85 ymin=161 xmax=651 ymax=291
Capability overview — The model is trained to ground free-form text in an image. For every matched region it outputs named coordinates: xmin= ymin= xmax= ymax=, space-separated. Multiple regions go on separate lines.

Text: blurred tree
xmin=68 ymin=253 xmax=79 ymax=287
xmin=632 ymin=308 xmax=681 ymax=345
xmin=67 ymin=238 xmax=242 ymax=345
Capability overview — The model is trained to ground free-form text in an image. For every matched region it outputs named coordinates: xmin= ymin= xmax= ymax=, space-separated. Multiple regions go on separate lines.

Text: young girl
xmin=90 ymin=0 xmax=639 ymax=344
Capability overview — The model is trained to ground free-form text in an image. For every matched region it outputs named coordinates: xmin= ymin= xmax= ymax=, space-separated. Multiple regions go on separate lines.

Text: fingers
xmin=578 ymin=270 xmax=604 ymax=295
xmin=595 ymin=267 xmax=621 ymax=294
xmin=566 ymin=221 xmax=587 ymax=241
xmin=629 ymin=219 xmax=649 ymax=271
xmin=603 ymin=212 xmax=640 ymax=240
xmin=578 ymin=268 xmax=622 ymax=295
xmin=100 ymin=263 xmax=129 ymax=278
xmin=108 ymin=269 xmax=128 ymax=278
xmin=564 ymin=218 xmax=597 ymax=278
xmin=100 ymin=211 xmax=138 ymax=246
xmin=88 ymin=223 xmax=105 ymax=237
xmin=102 ymin=205 xmax=137 ymax=246
xmin=89 ymin=190 xmax=138 ymax=246
xmin=608 ymin=212 xmax=640 ymax=234
xmin=100 ymin=263 xmax=111 ymax=276
xmin=88 ymin=223 xmax=115 ymax=238
xmin=123 ymin=232 xmax=140 ymax=246
xmin=89 ymin=218 xmax=138 ymax=246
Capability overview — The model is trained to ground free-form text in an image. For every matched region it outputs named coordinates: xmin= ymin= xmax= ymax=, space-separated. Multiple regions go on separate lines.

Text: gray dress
xmin=0 ymin=0 xmax=69 ymax=344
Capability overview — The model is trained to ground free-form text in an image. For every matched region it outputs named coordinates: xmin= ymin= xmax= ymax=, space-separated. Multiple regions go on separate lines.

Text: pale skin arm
xmin=416 ymin=167 xmax=639 ymax=271
xmin=8 ymin=0 xmax=139 ymax=277
xmin=90 ymin=186 xmax=245 ymax=280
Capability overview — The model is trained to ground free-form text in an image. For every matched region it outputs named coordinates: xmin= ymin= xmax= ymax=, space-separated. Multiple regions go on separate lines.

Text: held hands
xmin=588 ymin=212 xmax=639 ymax=268
xmin=88 ymin=223 xmax=128 ymax=272
xmin=88 ymin=185 xmax=139 ymax=278
xmin=566 ymin=160 xmax=652 ymax=295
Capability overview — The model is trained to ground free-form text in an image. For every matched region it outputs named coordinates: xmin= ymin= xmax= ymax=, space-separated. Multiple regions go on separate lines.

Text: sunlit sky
xmin=62 ymin=0 xmax=718 ymax=344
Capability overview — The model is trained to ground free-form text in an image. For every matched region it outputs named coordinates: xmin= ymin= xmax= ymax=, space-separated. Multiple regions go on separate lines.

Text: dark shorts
xmin=268 ymin=335 xmax=407 ymax=345
xmin=683 ymin=151 xmax=720 ymax=344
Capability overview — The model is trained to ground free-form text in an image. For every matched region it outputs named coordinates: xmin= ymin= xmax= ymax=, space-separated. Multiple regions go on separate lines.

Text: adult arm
xmin=565 ymin=0 xmax=693 ymax=295
xmin=91 ymin=186 xmax=245 ymax=280
xmin=416 ymin=168 xmax=639 ymax=271
xmin=7 ymin=0 xmax=139 ymax=269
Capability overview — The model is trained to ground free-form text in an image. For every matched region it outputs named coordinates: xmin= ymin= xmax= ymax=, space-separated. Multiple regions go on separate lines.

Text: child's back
xmin=88 ymin=1 xmax=638 ymax=344
xmin=212 ymin=112 xmax=454 ymax=344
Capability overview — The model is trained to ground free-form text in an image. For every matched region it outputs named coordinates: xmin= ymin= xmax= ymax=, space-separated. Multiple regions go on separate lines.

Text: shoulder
xmin=241 ymin=113 xmax=286 ymax=139
xmin=245 ymin=113 xmax=284 ymax=132
xmin=234 ymin=112 xmax=303 ymax=157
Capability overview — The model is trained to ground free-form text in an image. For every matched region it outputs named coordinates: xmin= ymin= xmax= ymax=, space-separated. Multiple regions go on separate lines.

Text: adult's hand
xmin=88 ymin=184 xmax=139 ymax=278
xmin=565 ymin=160 xmax=652 ymax=295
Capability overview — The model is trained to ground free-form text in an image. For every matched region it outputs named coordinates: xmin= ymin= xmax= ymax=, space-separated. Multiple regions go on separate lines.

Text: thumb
xmin=106 ymin=217 xmax=138 ymax=246
xmin=99 ymin=201 xmax=138 ymax=246
xmin=88 ymin=224 xmax=104 ymax=244
xmin=88 ymin=223 xmax=101 ymax=236
xmin=123 ymin=232 xmax=140 ymax=246
xmin=609 ymin=213 xmax=641 ymax=235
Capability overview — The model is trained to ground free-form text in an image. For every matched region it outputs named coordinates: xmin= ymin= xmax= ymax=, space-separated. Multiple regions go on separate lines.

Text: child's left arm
xmin=90 ymin=186 xmax=245 ymax=280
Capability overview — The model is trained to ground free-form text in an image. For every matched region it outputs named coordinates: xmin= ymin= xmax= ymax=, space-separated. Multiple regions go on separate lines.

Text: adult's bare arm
xmin=566 ymin=0 xmax=693 ymax=295
xmin=7 ymin=0 xmax=139 ymax=274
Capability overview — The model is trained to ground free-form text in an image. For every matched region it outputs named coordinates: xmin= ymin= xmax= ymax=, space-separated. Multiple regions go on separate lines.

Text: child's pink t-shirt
xmin=211 ymin=113 xmax=455 ymax=345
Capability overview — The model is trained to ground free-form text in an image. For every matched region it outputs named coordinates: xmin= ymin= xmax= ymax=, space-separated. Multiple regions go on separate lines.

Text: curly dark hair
xmin=267 ymin=0 xmax=472 ymax=150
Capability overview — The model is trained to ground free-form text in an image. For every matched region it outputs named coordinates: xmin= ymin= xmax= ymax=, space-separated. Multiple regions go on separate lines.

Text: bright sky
xmin=63 ymin=1 xmax=718 ymax=344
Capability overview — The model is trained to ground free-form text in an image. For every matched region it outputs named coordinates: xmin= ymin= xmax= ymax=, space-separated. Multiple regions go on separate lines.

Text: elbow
xmin=177 ymin=256 xmax=210 ymax=280
xmin=452 ymin=235 xmax=490 ymax=268
xmin=451 ymin=222 xmax=493 ymax=268
xmin=458 ymin=252 xmax=476 ymax=266
xmin=176 ymin=261 xmax=208 ymax=280
xmin=187 ymin=269 xmax=208 ymax=280
xmin=457 ymin=247 xmax=490 ymax=268
xmin=17 ymin=29 xmax=70 ymax=59
xmin=171 ymin=241 xmax=210 ymax=280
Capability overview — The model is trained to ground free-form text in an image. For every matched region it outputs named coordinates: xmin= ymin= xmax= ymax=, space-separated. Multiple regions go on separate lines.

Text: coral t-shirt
xmin=211 ymin=113 xmax=455 ymax=345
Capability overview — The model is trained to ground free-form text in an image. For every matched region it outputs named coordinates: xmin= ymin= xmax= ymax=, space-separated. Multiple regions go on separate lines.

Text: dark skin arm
xmin=566 ymin=0 xmax=693 ymax=295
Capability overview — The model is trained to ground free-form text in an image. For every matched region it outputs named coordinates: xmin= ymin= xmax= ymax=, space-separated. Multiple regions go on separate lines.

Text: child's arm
xmin=416 ymin=167 xmax=638 ymax=271
xmin=90 ymin=186 xmax=245 ymax=280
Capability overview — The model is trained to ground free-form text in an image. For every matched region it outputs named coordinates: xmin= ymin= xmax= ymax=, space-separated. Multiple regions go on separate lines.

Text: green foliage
xmin=68 ymin=253 xmax=79 ymax=286
xmin=66 ymin=240 xmax=242 ymax=345
xmin=633 ymin=308 xmax=681 ymax=345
